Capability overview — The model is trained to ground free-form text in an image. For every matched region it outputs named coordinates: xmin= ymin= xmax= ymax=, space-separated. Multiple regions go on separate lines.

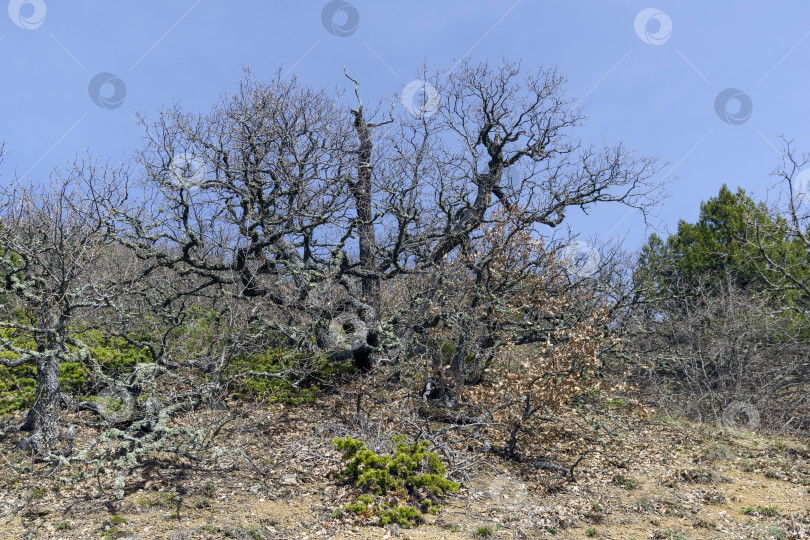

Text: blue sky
xmin=1 ymin=1 xmax=809 ymax=248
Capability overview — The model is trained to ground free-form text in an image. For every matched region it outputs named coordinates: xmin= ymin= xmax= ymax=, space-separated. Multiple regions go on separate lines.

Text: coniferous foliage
xmin=626 ymin=174 xmax=810 ymax=432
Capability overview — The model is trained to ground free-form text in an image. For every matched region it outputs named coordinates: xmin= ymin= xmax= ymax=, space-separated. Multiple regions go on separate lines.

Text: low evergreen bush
xmin=332 ymin=435 xmax=459 ymax=528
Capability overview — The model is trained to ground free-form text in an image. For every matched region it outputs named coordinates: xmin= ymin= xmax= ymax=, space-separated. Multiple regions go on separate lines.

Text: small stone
xmin=281 ymin=474 xmax=298 ymax=486
xmin=14 ymin=437 xmax=31 ymax=451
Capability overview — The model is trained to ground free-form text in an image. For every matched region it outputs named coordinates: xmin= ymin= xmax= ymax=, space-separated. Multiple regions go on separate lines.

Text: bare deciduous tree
xmin=0 ymin=61 xmax=664 ymax=463
xmin=743 ymin=138 xmax=810 ymax=307
xmin=123 ymin=61 xmax=662 ymax=406
xmin=0 ymin=161 xmax=137 ymax=455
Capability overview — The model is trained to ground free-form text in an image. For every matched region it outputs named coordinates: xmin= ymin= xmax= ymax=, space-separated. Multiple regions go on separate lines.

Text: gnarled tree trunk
xmin=19 ymin=352 xmax=60 ymax=454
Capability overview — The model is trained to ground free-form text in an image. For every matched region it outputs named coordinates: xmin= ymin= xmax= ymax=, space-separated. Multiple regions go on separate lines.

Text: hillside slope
xmin=0 ymin=398 xmax=808 ymax=539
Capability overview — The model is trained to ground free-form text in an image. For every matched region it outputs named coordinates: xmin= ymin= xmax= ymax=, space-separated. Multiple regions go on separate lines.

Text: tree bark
xmin=350 ymin=106 xmax=380 ymax=321
xmin=20 ymin=352 xmax=60 ymax=454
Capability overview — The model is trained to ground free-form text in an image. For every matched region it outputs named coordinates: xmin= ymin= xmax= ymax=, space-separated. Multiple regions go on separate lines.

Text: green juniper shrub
xmin=84 ymin=332 xmax=152 ymax=375
xmin=172 ymin=313 xmax=352 ymax=405
xmin=332 ymin=435 xmax=460 ymax=528
xmin=440 ymin=341 xmax=456 ymax=361
xmin=0 ymin=327 xmax=155 ymax=416
xmin=0 ymin=364 xmax=36 ymax=415
xmin=0 ymin=361 xmax=90 ymax=415
xmin=0 ymin=327 xmax=37 ymax=414
xmin=227 ymin=346 xmax=355 ymax=405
